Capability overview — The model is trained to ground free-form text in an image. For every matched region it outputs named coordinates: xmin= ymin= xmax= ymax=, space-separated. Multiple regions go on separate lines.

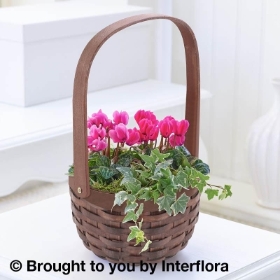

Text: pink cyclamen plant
xmin=87 ymin=109 xmax=190 ymax=158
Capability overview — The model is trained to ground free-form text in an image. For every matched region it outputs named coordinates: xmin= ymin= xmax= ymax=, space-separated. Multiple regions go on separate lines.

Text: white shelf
xmin=200 ymin=175 xmax=280 ymax=233
xmin=0 ymin=79 xmax=211 ymax=150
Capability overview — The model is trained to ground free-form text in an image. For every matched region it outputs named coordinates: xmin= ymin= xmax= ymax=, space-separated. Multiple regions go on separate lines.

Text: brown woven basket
xmin=69 ymin=13 xmax=200 ymax=264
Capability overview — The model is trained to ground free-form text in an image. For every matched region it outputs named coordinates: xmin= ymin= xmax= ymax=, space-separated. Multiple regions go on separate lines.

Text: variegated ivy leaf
xmin=136 ymin=203 xmax=144 ymax=217
xmin=116 ymin=166 xmax=134 ymax=178
xmin=123 ymin=179 xmax=141 ymax=195
xmin=151 ymin=148 xmax=170 ymax=162
xmin=127 ymin=225 xmax=141 ymax=241
xmin=140 ymin=240 xmax=152 ymax=253
xmin=113 ymin=191 xmax=128 ymax=207
xmin=219 ymin=185 xmax=232 ymax=200
xmin=154 ymin=160 xmax=173 ymax=175
xmin=205 ymin=188 xmax=219 ymax=200
xmin=156 ymin=194 xmax=175 ymax=215
xmin=124 ymin=201 xmax=138 ymax=214
xmin=138 ymin=187 xmax=152 ymax=201
xmin=174 ymin=170 xmax=189 ymax=189
xmin=139 ymin=154 xmax=156 ymax=172
xmin=170 ymin=193 xmax=190 ymax=215
xmin=135 ymin=230 xmax=145 ymax=245
xmin=127 ymin=225 xmax=145 ymax=245
xmin=123 ymin=211 xmax=138 ymax=223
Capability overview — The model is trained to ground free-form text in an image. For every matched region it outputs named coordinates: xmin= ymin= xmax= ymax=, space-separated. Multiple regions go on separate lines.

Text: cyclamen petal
xmin=113 ymin=110 xmax=129 ymax=125
xmin=138 ymin=118 xmax=159 ymax=141
xmin=126 ymin=128 xmax=140 ymax=146
xmin=109 ymin=123 xmax=128 ymax=143
xmin=88 ymin=138 xmax=107 ymax=151
xmin=91 ymin=109 xmax=110 ymax=127
xmin=89 ymin=125 xmax=106 ymax=139
xmin=147 ymin=125 xmax=159 ymax=141
xmin=169 ymin=134 xmax=185 ymax=147
xmin=159 ymin=118 xmax=174 ymax=138
xmin=134 ymin=110 xmax=158 ymax=125
xmin=174 ymin=120 xmax=189 ymax=136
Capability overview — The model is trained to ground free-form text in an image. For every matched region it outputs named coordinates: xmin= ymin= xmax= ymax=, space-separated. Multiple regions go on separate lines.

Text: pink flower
xmin=88 ymin=137 xmax=107 ymax=151
xmin=89 ymin=125 xmax=106 ymax=139
xmin=89 ymin=109 xmax=110 ymax=128
xmin=126 ymin=128 xmax=140 ymax=146
xmin=109 ymin=123 xmax=128 ymax=143
xmin=134 ymin=110 xmax=158 ymax=125
xmin=173 ymin=120 xmax=189 ymax=136
xmin=159 ymin=117 xmax=175 ymax=138
xmin=113 ymin=110 xmax=129 ymax=125
xmin=138 ymin=119 xmax=159 ymax=141
xmin=169 ymin=134 xmax=185 ymax=147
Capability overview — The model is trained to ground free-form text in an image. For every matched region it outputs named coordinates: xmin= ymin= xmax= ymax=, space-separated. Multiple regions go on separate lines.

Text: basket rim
xmin=69 ymin=177 xmax=199 ymax=213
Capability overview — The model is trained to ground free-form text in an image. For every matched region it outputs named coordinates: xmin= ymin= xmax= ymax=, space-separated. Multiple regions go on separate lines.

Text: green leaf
xmin=128 ymin=225 xmax=145 ymax=245
xmin=160 ymin=168 xmax=172 ymax=178
xmin=139 ymin=154 xmax=156 ymax=171
xmin=125 ymin=201 xmax=138 ymax=213
xmin=136 ymin=203 xmax=144 ymax=217
xmin=127 ymin=194 xmax=136 ymax=201
xmin=98 ymin=166 xmax=118 ymax=180
xmin=116 ymin=167 xmax=134 ymax=178
xmin=113 ymin=191 xmax=128 ymax=207
xmin=127 ymin=226 xmax=140 ymax=242
xmin=174 ymin=170 xmax=189 ymax=188
xmin=138 ymin=188 xmax=153 ymax=201
xmin=163 ymin=185 xmax=176 ymax=197
xmin=67 ymin=165 xmax=74 ymax=176
xmin=137 ymin=170 xmax=151 ymax=179
xmin=97 ymin=155 xmax=110 ymax=167
xmin=138 ymin=219 xmax=143 ymax=230
xmin=154 ymin=160 xmax=173 ymax=175
xmin=140 ymin=240 xmax=152 ymax=253
xmin=170 ymin=193 xmax=190 ymax=215
xmin=156 ymin=195 xmax=175 ymax=215
xmin=123 ymin=211 xmax=138 ymax=223
xmin=205 ymin=188 xmax=219 ymax=200
xmin=159 ymin=177 xmax=174 ymax=189
xmin=167 ymin=149 xmax=185 ymax=169
xmin=152 ymin=190 xmax=160 ymax=203
xmin=117 ymin=152 xmax=133 ymax=167
xmin=124 ymin=179 xmax=141 ymax=195
xmin=176 ymin=145 xmax=191 ymax=156
xmin=225 ymin=185 xmax=233 ymax=197
xmin=188 ymin=168 xmax=208 ymax=192
xmin=219 ymin=185 xmax=232 ymax=200
xmin=151 ymin=148 xmax=170 ymax=162
xmin=193 ymin=161 xmax=210 ymax=175
xmin=135 ymin=230 xmax=145 ymax=245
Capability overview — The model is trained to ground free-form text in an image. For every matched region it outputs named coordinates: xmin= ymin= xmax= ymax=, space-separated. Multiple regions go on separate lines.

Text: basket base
xmin=70 ymin=187 xmax=200 ymax=264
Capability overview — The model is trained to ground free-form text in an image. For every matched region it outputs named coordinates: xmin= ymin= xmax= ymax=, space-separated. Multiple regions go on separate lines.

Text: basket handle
xmin=70 ymin=14 xmax=200 ymax=198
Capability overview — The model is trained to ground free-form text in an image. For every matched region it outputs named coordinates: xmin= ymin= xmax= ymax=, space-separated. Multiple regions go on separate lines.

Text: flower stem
xmin=207 ymin=183 xmax=224 ymax=190
xmin=106 ymin=137 xmax=111 ymax=158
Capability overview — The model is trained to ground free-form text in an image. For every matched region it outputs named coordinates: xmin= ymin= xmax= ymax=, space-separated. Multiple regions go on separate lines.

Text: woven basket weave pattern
xmin=70 ymin=188 xmax=200 ymax=263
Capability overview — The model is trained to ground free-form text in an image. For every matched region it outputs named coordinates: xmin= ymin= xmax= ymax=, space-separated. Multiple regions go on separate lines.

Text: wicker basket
xmin=69 ymin=13 xmax=200 ymax=264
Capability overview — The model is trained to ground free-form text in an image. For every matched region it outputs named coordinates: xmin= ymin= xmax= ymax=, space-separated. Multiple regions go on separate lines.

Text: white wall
xmin=0 ymin=0 xmax=127 ymax=7
xmin=129 ymin=0 xmax=280 ymax=184
xmin=172 ymin=0 xmax=280 ymax=183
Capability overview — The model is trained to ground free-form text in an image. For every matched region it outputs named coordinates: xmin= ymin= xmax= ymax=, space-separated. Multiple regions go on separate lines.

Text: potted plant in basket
xmin=68 ymin=109 xmax=232 ymax=253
